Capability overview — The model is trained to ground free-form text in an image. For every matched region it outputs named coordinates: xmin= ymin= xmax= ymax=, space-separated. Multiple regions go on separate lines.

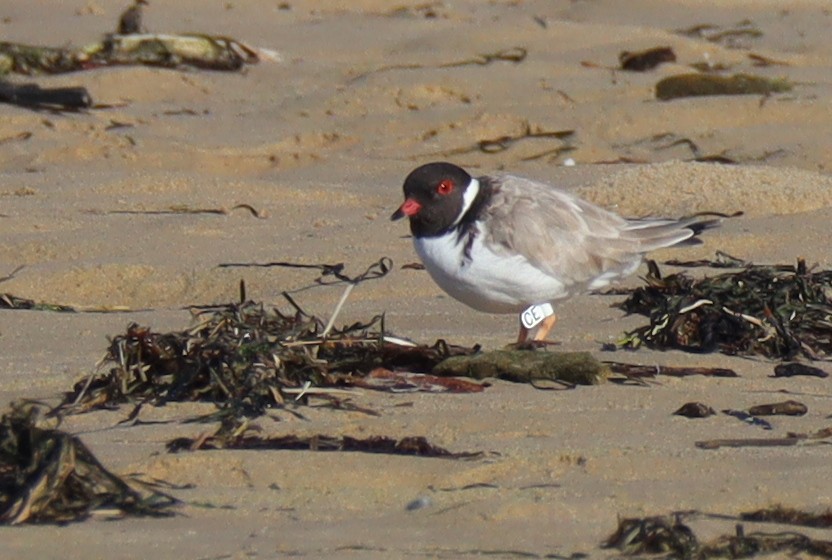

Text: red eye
xmin=437 ymin=179 xmax=454 ymax=195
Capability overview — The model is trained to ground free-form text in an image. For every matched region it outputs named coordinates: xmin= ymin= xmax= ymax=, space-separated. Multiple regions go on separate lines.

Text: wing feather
xmin=482 ymin=175 xmax=703 ymax=290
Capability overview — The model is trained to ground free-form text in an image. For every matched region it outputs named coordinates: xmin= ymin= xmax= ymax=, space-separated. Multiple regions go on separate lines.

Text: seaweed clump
xmin=604 ymin=514 xmax=832 ymax=559
xmin=58 ymin=297 xmax=476 ymax=419
xmin=0 ymin=404 xmax=175 ymax=524
xmin=618 ymin=258 xmax=832 ymax=360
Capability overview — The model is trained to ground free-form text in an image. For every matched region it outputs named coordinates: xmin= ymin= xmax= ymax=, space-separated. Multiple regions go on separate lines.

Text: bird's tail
xmin=624 ymin=211 xmax=738 ymax=251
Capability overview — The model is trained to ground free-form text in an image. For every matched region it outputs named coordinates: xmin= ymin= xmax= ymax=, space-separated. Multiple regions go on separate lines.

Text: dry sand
xmin=2 ymin=0 xmax=832 ymax=558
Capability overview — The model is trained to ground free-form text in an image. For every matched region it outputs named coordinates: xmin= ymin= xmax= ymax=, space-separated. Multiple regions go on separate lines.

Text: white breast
xmin=413 ymin=231 xmax=569 ymax=314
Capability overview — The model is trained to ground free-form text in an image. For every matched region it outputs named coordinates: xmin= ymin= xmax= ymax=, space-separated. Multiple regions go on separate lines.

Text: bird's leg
xmin=532 ymin=314 xmax=558 ymax=341
xmin=517 ymin=321 xmax=530 ymax=345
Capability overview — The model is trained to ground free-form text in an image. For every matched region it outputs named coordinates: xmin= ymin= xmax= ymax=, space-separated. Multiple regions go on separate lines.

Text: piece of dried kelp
xmin=167 ymin=430 xmax=482 ymax=460
xmin=0 ymin=81 xmax=91 ymax=111
xmin=747 ymin=400 xmax=807 ymax=416
xmin=674 ymin=402 xmax=716 ymax=418
xmin=619 ymin=46 xmax=676 ymax=71
xmin=344 ymin=367 xmax=487 ymax=393
xmin=656 ymin=73 xmax=792 ymax=100
xmin=0 ymin=403 xmax=176 ymax=524
xmin=741 ymin=505 xmax=832 ymax=528
xmin=607 ymin=362 xmax=738 ymax=378
xmin=617 ymin=258 xmax=832 ymax=360
xmin=696 ymin=437 xmax=799 ymax=450
xmin=774 ymin=363 xmax=829 ymax=378
xmin=697 ymin=425 xmax=832 ymax=449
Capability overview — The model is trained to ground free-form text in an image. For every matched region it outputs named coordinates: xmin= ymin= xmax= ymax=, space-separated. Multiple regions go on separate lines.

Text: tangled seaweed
xmin=0 ymin=404 xmax=175 ymax=524
xmin=618 ymin=258 xmax=832 ymax=360
xmin=58 ymin=297 xmax=476 ymax=419
xmin=604 ymin=513 xmax=832 ymax=559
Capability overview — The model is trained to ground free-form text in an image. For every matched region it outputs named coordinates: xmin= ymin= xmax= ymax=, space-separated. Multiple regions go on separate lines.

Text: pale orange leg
xmin=532 ymin=314 xmax=558 ymax=341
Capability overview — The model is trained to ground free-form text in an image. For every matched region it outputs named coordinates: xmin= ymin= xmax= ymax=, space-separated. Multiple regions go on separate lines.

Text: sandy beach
xmin=2 ymin=0 xmax=832 ymax=557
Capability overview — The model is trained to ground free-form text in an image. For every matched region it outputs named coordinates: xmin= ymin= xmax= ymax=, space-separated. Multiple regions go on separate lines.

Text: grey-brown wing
xmin=482 ymin=175 xmax=692 ymax=287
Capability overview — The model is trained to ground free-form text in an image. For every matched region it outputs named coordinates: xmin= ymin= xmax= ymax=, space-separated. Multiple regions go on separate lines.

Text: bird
xmin=391 ymin=161 xmax=720 ymax=343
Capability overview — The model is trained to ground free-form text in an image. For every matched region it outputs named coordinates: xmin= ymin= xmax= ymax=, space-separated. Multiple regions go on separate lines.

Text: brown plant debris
xmin=773 ymin=362 xmax=828 ymax=378
xmin=0 ymin=293 xmax=77 ymax=312
xmin=603 ymin=514 xmax=697 ymax=556
xmin=605 ymin=514 xmax=832 ymax=558
xmin=0 ymin=0 xmax=272 ymax=77
xmin=740 ymin=505 xmax=832 ymax=529
xmin=0 ymin=404 xmax=176 ymax=525
xmin=747 ymin=400 xmax=807 ymax=417
xmin=619 ymin=46 xmax=676 ymax=71
xmin=90 ymin=203 xmax=266 ymax=218
xmin=167 ymin=427 xmax=482 ymax=460
xmin=349 ymin=46 xmax=526 ymax=82
xmin=655 ymin=73 xmax=792 ymax=100
xmin=674 ymin=402 xmax=716 ymax=418
xmin=607 ymin=362 xmax=738 ymax=379
xmin=57 ymin=260 xmax=480 ymax=418
xmin=0 ymin=82 xmax=91 ymax=111
xmin=345 ymin=367 xmax=487 ymax=393
xmin=617 ymin=258 xmax=832 ymax=360
xmin=695 ymin=424 xmax=832 ymax=450
xmin=675 ymin=19 xmax=763 ymax=49
xmin=439 ymin=123 xmax=575 ymax=161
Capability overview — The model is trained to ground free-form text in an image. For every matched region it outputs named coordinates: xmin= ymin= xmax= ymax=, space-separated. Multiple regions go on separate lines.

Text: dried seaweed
xmin=604 ymin=514 xmax=832 ymax=559
xmin=437 ymin=123 xmax=575 ymax=161
xmin=607 ymin=362 xmax=738 ymax=379
xmin=349 ymin=46 xmax=526 ymax=82
xmin=56 ymin=262 xmax=479 ymax=418
xmin=656 ymin=73 xmax=792 ymax=100
xmin=166 ymin=426 xmax=482 ymax=460
xmin=674 ymin=402 xmax=716 ymax=418
xmin=619 ymin=47 xmax=676 ymax=71
xmin=696 ymin=424 xmax=832 ymax=449
xmin=603 ymin=514 xmax=697 ymax=556
xmin=675 ymin=20 xmax=763 ymax=49
xmin=773 ymin=362 xmax=828 ymax=378
xmin=741 ymin=505 xmax=832 ymax=528
xmin=0 ymin=403 xmax=176 ymax=524
xmin=747 ymin=400 xmax=807 ymax=416
xmin=0 ymin=82 xmax=91 ymax=111
xmin=88 ymin=204 xmax=266 ymax=218
xmin=0 ymin=1 xmax=271 ymax=77
xmin=617 ymin=258 xmax=832 ymax=360
xmin=344 ymin=367 xmax=487 ymax=393
xmin=0 ymin=293 xmax=77 ymax=312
